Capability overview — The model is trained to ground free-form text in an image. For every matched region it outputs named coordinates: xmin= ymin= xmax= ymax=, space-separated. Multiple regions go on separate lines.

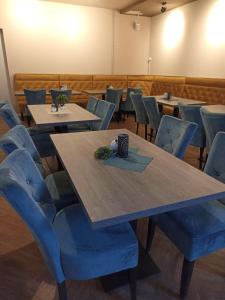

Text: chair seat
xmin=53 ymin=204 xmax=138 ymax=280
xmin=156 ymin=200 xmax=225 ymax=261
xmin=45 ymin=171 xmax=78 ymax=211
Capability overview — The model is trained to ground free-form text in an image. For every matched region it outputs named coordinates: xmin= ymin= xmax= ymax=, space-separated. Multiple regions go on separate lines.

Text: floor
xmin=0 ymin=116 xmax=225 ymax=300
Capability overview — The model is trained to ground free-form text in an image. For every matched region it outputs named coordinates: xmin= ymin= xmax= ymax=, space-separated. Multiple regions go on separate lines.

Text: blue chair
xmin=90 ymin=100 xmax=116 ymax=131
xmin=0 ymin=100 xmax=7 ymax=108
xmin=155 ymin=115 xmax=198 ymax=159
xmin=120 ymin=88 xmax=142 ymax=116
xmin=143 ymin=97 xmax=161 ymax=142
xmin=86 ymin=96 xmax=98 ymax=114
xmin=179 ymin=104 xmax=206 ymax=169
xmin=105 ymin=88 xmax=123 ymax=114
xmin=130 ymin=93 xmax=149 ymax=140
xmin=0 ymin=103 xmax=55 ymax=158
xmin=200 ymin=107 xmax=225 ymax=152
xmin=0 ymin=149 xmax=138 ymax=300
xmin=50 ymin=89 xmax=72 ymax=103
xmin=0 ymin=125 xmax=76 ymax=210
xmin=146 ymin=131 xmax=225 ymax=299
xmin=24 ymin=89 xmax=46 ymax=126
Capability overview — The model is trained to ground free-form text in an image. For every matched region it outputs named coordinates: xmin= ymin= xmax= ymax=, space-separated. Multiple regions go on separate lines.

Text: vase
xmin=117 ymin=134 xmax=129 ymax=158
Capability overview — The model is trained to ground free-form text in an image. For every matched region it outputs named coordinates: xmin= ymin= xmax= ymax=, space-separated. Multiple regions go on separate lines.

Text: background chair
xmin=200 ymin=107 xmax=225 ymax=152
xmin=0 ymin=149 xmax=138 ymax=300
xmin=105 ymin=88 xmax=123 ymax=121
xmin=130 ymin=92 xmax=149 ymax=140
xmin=155 ymin=115 xmax=198 ymax=159
xmin=145 ymin=131 xmax=225 ymax=299
xmin=86 ymin=96 xmax=98 ymax=114
xmin=120 ymin=88 xmax=142 ymax=118
xmin=24 ymin=89 xmax=46 ymax=126
xmin=90 ymin=100 xmax=116 ymax=131
xmin=0 ymin=103 xmax=55 ymax=157
xmin=143 ymin=97 xmax=161 ymax=142
xmin=179 ymin=104 xmax=206 ymax=169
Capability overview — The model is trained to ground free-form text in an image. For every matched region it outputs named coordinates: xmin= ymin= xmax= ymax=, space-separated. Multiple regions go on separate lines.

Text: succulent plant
xmin=95 ymin=146 xmax=113 ymax=160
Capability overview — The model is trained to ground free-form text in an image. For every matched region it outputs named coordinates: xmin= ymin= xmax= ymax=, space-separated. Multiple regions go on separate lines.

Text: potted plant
xmin=56 ymin=94 xmax=68 ymax=110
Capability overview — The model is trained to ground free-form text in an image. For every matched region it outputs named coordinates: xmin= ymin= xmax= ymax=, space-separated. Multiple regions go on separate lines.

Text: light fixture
xmin=133 ymin=11 xmax=142 ymax=31
xmin=161 ymin=1 xmax=167 ymax=13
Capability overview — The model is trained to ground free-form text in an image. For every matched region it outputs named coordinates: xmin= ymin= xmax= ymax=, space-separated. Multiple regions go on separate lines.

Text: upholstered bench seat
xmin=155 ymin=200 xmax=225 ymax=261
xmin=53 ymin=204 xmax=138 ymax=280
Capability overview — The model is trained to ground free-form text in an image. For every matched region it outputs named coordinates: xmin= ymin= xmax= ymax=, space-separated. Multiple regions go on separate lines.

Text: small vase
xmin=117 ymin=134 xmax=129 ymax=158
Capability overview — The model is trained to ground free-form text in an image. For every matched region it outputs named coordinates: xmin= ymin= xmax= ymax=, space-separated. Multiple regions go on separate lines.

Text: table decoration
xmin=118 ymin=133 xmax=129 ymax=158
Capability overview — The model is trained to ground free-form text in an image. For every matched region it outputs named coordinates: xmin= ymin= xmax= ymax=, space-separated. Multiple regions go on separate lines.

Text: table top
xmin=82 ymin=89 xmax=127 ymax=95
xmin=15 ymin=90 xmax=82 ymax=96
xmin=51 ymin=129 xmax=225 ymax=229
xmin=28 ymin=103 xmax=100 ymax=126
xmin=202 ymin=105 xmax=225 ymax=114
xmin=155 ymin=96 xmax=206 ymax=107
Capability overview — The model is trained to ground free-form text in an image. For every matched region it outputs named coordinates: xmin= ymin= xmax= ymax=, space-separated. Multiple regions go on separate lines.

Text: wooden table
xmin=202 ymin=105 xmax=225 ymax=114
xmin=15 ymin=90 xmax=82 ymax=96
xmin=51 ymin=128 xmax=225 ymax=228
xmin=155 ymin=96 xmax=206 ymax=116
xmin=28 ymin=103 xmax=100 ymax=128
xmin=82 ymin=88 xmax=127 ymax=100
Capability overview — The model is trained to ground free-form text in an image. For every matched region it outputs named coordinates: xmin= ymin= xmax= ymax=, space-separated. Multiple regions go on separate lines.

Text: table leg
xmin=173 ymin=107 xmax=179 ymax=117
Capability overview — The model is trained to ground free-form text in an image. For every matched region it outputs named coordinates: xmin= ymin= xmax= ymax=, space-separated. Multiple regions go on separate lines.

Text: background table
xmin=82 ymin=88 xmax=127 ymax=100
xmin=15 ymin=90 xmax=82 ymax=96
xmin=202 ymin=104 xmax=225 ymax=114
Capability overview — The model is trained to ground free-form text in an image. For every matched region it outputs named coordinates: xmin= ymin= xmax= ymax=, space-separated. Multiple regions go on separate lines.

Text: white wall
xmin=150 ymin=0 xmax=225 ymax=78
xmin=0 ymin=0 xmax=151 ymax=80
xmin=113 ymin=12 xmax=151 ymax=74
xmin=0 ymin=30 xmax=11 ymax=102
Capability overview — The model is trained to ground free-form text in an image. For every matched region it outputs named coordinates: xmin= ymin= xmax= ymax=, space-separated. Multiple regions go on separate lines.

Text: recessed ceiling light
xmin=125 ymin=10 xmax=143 ymax=15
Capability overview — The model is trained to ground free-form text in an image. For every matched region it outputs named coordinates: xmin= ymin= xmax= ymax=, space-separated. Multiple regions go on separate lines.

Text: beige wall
xmin=113 ymin=12 xmax=151 ymax=75
xmin=150 ymin=0 xmax=225 ymax=77
xmin=0 ymin=0 xmax=151 ymax=83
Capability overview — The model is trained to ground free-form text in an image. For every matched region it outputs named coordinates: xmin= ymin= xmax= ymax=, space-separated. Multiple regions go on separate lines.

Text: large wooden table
xmin=28 ymin=103 xmax=100 ymax=127
xmin=51 ymin=129 xmax=225 ymax=229
xmin=15 ymin=89 xmax=82 ymax=96
xmin=155 ymin=95 xmax=206 ymax=116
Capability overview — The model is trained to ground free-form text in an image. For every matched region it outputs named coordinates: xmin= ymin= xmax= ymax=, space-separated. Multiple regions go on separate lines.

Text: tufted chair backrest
xmin=200 ymin=107 xmax=225 ymax=151
xmin=90 ymin=100 xmax=116 ymax=131
xmin=130 ymin=92 xmax=148 ymax=124
xmin=125 ymin=88 xmax=142 ymax=112
xmin=143 ymin=97 xmax=161 ymax=130
xmin=0 ymin=103 xmax=21 ymax=128
xmin=105 ymin=88 xmax=123 ymax=112
xmin=0 ymin=125 xmax=41 ymax=162
xmin=0 ymin=149 xmax=64 ymax=283
xmin=155 ymin=115 xmax=198 ymax=159
xmin=179 ymin=104 xmax=206 ymax=148
xmin=86 ymin=96 xmax=98 ymax=114
xmin=24 ymin=89 xmax=46 ymax=105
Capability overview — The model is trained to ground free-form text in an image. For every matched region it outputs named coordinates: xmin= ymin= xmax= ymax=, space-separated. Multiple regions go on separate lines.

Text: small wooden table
xmin=202 ymin=105 xmax=225 ymax=114
xmin=82 ymin=88 xmax=127 ymax=100
xmin=15 ymin=90 xmax=82 ymax=96
xmin=155 ymin=96 xmax=206 ymax=116
xmin=28 ymin=103 xmax=100 ymax=129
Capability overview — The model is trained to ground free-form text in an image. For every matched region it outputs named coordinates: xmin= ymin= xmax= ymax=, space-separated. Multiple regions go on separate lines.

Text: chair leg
xmin=136 ymin=123 xmax=139 ymax=135
xmin=145 ymin=218 xmax=156 ymax=254
xmin=129 ymin=267 xmax=137 ymax=300
xmin=199 ymin=147 xmax=204 ymax=170
xmin=145 ymin=124 xmax=148 ymax=140
xmin=180 ymin=258 xmax=195 ymax=299
xmin=57 ymin=281 xmax=67 ymax=300
xmin=150 ymin=128 xmax=154 ymax=142
xmin=27 ymin=115 xmax=31 ymax=127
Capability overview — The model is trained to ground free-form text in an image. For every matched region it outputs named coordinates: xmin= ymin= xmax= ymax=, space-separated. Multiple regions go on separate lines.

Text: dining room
xmin=1 ymin=1 xmax=225 ymax=300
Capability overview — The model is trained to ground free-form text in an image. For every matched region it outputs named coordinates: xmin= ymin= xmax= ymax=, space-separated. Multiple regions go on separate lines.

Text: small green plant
xmin=56 ymin=94 xmax=68 ymax=106
xmin=95 ymin=146 xmax=113 ymax=160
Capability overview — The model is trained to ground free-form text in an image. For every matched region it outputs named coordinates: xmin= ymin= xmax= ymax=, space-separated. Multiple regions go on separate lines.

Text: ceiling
xmin=43 ymin=0 xmax=197 ymax=16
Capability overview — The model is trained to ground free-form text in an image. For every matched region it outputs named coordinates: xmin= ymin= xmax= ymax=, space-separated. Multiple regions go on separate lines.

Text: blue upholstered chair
xmin=0 ymin=100 xmax=7 ymax=108
xmin=86 ymin=96 xmax=98 ymax=114
xmin=130 ymin=92 xmax=149 ymax=140
xmin=155 ymin=115 xmax=198 ymax=159
xmin=105 ymin=88 xmax=123 ymax=113
xmin=0 ymin=103 xmax=55 ymax=157
xmin=0 ymin=149 xmax=139 ymax=300
xmin=90 ymin=100 xmax=116 ymax=131
xmin=0 ymin=125 xmax=76 ymax=210
xmin=50 ymin=89 xmax=72 ymax=103
xmin=24 ymin=89 xmax=46 ymax=126
xmin=143 ymin=97 xmax=161 ymax=142
xmin=200 ymin=107 xmax=225 ymax=152
xmin=179 ymin=104 xmax=206 ymax=169
xmin=120 ymin=88 xmax=142 ymax=116
xmin=146 ymin=131 xmax=225 ymax=299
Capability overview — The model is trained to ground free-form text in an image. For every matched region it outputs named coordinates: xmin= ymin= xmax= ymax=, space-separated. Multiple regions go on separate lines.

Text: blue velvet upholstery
xmin=120 ymin=88 xmax=142 ymax=113
xmin=154 ymin=132 xmax=225 ymax=262
xmin=50 ymin=89 xmax=72 ymax=103
xmin=130 ymin=93 xmax=148 ymax=124
xmin=86 ymin=96 xmax=98 ymax=113
xmin=155 ymin=115 xmax=198 ymax=159
xmin=90 ymin=100 xmax=116 ymax=131
xmin=0 ymin=103 xmax=55 ymax=157
xmin=105 ymin=88 xmax=123 ymax=112
xmin=143 ymin=97 xmax=161 ymax=130
xmin=179 ymin=104 xmax=206 ymax=148
xmin=24 ymin=89 xmax=46 ymax=105
xmin=0 ymin=149 xmax=138 ymax=284
xmin=200 ymin=107 xmax=225 ymax=151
